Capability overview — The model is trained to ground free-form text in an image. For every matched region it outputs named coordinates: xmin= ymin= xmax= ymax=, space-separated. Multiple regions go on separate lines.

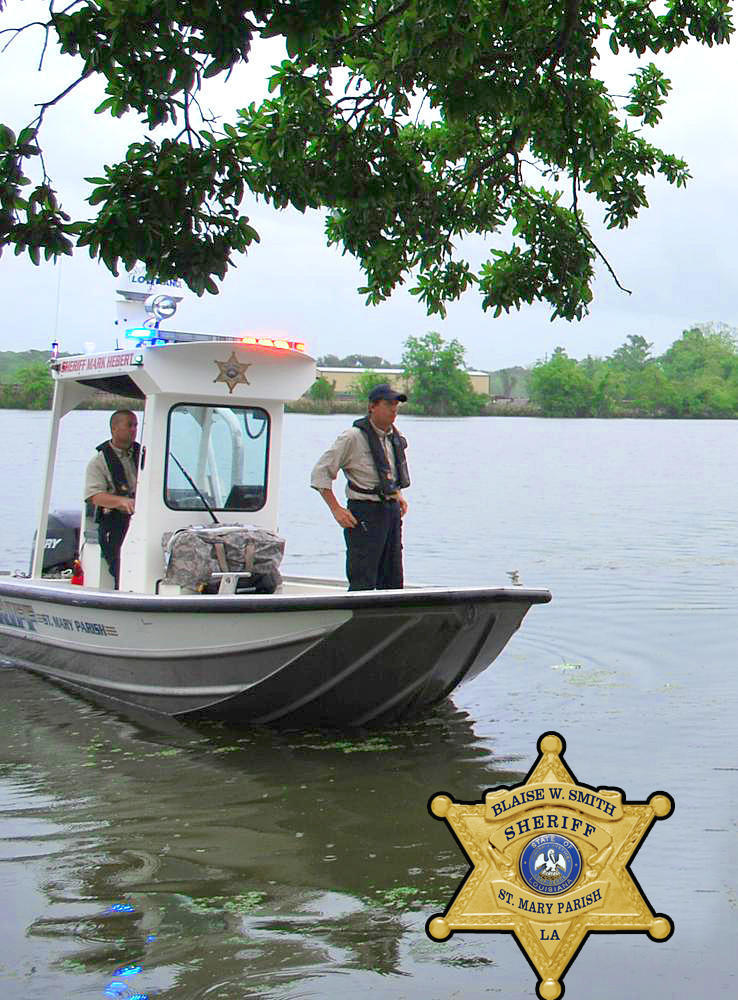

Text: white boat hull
xmin=0 ymin=577 xmax=550 ymax=725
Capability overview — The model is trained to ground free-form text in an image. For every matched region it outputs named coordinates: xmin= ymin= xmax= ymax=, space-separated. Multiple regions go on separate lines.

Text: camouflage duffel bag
xmin=162 ymin=524 xmax=285 ymax=593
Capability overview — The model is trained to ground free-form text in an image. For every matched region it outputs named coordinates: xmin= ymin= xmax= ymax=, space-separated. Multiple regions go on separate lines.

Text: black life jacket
xmin=349 ymin=417 xmax=410 ymax=498
xmin=96 ymin=440 xmax=140 ymax=499
xmin=94 ymin=441 xmax=140 ymax=580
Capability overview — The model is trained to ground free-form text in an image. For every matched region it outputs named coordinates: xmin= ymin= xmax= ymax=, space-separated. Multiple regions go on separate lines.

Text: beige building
xmin=316 ymin=367 xmax=491 ymax=398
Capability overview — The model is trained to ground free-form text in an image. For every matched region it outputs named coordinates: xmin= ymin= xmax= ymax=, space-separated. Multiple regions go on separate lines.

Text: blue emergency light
xmin=125 ymin=328 xmax=167 ymax=346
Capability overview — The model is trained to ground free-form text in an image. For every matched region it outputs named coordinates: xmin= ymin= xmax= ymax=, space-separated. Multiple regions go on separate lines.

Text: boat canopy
xmin=32 ymin=334 xmax=316 ymax=594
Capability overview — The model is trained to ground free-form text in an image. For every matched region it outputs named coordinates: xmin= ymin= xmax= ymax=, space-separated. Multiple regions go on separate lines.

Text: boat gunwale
xmin=0 ymin=578 xmax=551 ymax=614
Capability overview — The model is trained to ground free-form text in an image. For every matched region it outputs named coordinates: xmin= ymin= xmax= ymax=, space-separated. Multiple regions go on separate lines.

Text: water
xmin=0 ymin=410 xmax=736 ymax=998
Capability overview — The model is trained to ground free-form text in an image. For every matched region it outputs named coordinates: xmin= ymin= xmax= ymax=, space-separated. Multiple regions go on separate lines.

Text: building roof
xmin=317 ymin=366 xmax=490 ymax=376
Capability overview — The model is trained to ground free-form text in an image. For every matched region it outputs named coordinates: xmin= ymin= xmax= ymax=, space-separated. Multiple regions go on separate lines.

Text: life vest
xmin=96 ymin=440 xmax=140 ymax=499
xmin=349 ymin=417 xmax=410 ymax=498
xmin=93 ymin=440 xmax=140 ymax=582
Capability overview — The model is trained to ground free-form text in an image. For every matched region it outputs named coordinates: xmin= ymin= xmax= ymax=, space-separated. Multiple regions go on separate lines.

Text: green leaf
xmin=0 ymin=125 xmax=16 ymax=150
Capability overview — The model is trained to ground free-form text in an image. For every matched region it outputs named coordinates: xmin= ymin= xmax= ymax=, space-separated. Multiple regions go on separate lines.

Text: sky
xmin=0 ymin=3 xmax=737 ymax=371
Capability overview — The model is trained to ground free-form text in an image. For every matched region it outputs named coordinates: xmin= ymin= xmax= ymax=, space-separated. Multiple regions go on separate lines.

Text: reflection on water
xmin=1 ymin=412 xmax=737 ymax=997
xmin=0 ymin=672 xmax=528 ymax=1000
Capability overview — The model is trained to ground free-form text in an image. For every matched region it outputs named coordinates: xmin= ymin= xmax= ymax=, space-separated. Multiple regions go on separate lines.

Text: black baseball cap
xmin=368 ymin=382 xmax=407 ymax=403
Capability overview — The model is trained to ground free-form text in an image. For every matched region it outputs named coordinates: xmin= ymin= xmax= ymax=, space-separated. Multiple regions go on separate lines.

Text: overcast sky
xmin=0 ymin=4 xmax=736 ymax=370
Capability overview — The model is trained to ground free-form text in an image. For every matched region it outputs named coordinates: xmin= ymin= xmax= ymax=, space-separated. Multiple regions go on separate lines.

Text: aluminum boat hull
xmin=0 ymin=578 xmax=550 ymax=726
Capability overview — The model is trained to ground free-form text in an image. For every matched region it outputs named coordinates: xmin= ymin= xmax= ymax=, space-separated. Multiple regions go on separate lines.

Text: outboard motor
xmin=30 ymin=509 xmax=81 ymax=576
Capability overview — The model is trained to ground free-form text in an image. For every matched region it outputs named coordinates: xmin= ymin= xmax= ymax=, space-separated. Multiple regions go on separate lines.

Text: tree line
xmin=316 ymin=353 xmax=396 ymax=370
xmin=530 ymin=326 xmax=738 ymax=417
xmin=8 ymin=324 xmax=738 ymax=418
xmin=0 ymin=334 xmax=484 ymax=416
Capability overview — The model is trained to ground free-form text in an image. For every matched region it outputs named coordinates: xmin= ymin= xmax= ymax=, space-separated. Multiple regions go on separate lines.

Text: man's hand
xmin=318 ymin=488 xmax=357 ymax=528
xmin=89 ymin=492 xmax=135 ymax=515
xmin=398 ymin=496 xmax=408 ymax=518
xmin=332 ymin=505 xmax=358 ymax=529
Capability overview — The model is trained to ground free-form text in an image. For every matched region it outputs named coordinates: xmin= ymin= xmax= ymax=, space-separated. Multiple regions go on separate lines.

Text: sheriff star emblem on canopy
xmin=426 ymin=732 xmax=673 ymax=1000
xmin=213 ymin=352 xmax=251 ymax=393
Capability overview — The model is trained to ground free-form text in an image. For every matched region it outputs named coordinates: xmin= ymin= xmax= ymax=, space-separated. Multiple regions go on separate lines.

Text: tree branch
xmin=570 ymin=165 xmax=631 ymax=294
xmin=556 ymin=68 xmax=632 ymax=296
xmin=32 ymin=72 xmax=90 ymax=131
xmin=0 ymin=20 xmax=50 ymax=52
xmin=327 ymin=0 xmax=415 ymax=55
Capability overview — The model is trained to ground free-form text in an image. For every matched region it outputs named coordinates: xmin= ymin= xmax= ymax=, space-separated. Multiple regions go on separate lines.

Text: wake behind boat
xmin=0 ymin=279 xmax=550 ymax=725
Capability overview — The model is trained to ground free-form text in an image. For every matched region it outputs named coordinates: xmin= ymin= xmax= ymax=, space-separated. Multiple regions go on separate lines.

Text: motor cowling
xmin=30 ymin=509 xmax=81 ymax=576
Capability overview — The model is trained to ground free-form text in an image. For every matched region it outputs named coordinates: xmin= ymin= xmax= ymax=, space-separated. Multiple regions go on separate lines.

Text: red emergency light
xmin=240 ymin=336 xmax=306 ymax=352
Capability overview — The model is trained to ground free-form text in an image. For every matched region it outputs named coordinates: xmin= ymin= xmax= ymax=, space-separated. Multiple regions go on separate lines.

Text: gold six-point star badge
xmin=427 ymin=732 xmax=673 ymax=999
xmin=213 ymin=352 xmax=251 ymax=393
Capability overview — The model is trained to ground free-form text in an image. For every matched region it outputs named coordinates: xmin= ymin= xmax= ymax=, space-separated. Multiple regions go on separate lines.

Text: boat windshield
xmin=165 ymin=404 xmax=269 ymax=511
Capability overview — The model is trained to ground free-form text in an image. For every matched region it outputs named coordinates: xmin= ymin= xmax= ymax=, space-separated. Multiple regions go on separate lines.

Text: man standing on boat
xmin=84 ymin=409 xmax=140 ymax=587
xmin=311 ymin=383 xmax=409 ymax=591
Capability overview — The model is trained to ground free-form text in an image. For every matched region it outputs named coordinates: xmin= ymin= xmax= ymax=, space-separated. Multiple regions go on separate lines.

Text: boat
xmin=0 ymin=280 xmax=550 ymax=726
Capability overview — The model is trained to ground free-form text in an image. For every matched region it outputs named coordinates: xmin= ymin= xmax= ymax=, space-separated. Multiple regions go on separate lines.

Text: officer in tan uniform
xmin=311 ymin=384 xmax=409 ymax=591
xmin=84 ymin=410 xmax=139 ymax=586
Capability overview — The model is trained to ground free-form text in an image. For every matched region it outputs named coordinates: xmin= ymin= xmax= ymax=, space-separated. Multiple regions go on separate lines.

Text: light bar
xmin=124 ymin=327 xmax=307 ymax=352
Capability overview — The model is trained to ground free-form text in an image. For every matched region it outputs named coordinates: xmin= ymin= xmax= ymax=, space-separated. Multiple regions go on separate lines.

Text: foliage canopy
xmin=0 ymin=0 xmax=733 ymax=319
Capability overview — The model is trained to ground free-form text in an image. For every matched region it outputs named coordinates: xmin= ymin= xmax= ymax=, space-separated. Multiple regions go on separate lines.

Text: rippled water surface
xmin=0 ymin=410 xmax=736 ymax=999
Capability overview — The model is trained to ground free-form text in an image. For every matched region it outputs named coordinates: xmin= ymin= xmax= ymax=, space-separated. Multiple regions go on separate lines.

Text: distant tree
xmin=0 ymin=349 xmax=62 ymax=382
xmin=607 ymin=334 xmax=656 ymax=403
xmin=401 ymin=333 xmax=484 ymax=416
xmin=657 ymin=327 xmax=738 ymax=414
xmin=660 ymin=327 xmax=738 ymax=382
xmin=499 ymin=370 xmax=515 ymax=397
xmin=628 ymin=365 xmax=675 ymax=415
xmin=316 ymin=355 xmax=343 ymax=369
xmin=346 ymin=354 xmax=394 ymax=369
xmin=489 ymin=365 xmax=531 ymax=399
xmin=681 ymin=372 xmax=738 ymax=417
xmin=691 ymin=321 xmax=738 ymax=339
xmin=308 ymin=375 xmax=335 ymax=401
xmin=5 ymin=362 xmax=53 ymax=409
xmin=608 ymin=334 xmax=654 ymax=373
xmin=318 ymin=354 xmax=395 ymax=369
xmin=592 ymin=368 xmax=625 ymax=417
xmin=529 ymin=348 xmax=594 ymax=417
xmin=350 ymin=370 xmax=384 ymax=401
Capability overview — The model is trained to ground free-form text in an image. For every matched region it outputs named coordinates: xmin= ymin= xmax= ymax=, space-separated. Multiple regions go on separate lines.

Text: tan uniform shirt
xmin=311 ymin=422 xmax=399 ymax=502
xmin=84 ymin=444 xmax=138 ymax=502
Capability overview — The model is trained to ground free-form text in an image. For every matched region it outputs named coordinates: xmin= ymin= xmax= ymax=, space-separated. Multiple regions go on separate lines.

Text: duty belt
xmin=348 ymin=481 xmax=399 ymax=502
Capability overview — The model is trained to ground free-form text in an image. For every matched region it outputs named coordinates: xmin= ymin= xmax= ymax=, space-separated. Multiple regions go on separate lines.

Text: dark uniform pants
xmin=97 ymin=508 xmax=130 ymax=589
xmin=344 ymin=499 xmax=404 ymax=591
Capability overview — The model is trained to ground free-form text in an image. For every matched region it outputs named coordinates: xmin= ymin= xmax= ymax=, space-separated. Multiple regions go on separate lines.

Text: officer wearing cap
xmin=311 ymin=383 xmax=410 ymax=590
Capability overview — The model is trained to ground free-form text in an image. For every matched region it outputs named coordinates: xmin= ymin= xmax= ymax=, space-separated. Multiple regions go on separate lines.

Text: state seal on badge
xmin=426 ymin=732 xmax=674 ymax=1000
xmin=519 ymin=833 xmax=582 ymax=895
